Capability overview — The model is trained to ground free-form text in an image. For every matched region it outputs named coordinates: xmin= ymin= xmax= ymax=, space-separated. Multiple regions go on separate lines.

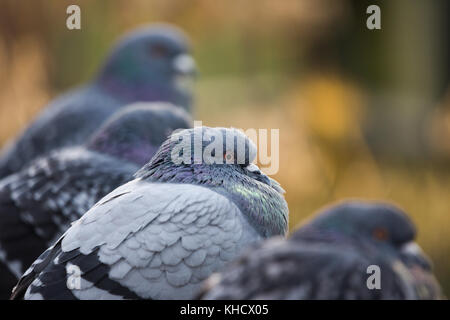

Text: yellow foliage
xmin=290 ymin=73 xmax=366 ymax=144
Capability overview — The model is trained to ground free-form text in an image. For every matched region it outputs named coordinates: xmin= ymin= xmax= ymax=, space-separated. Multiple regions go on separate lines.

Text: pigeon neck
xmin=215 ymin=178 xmax=289 ymax=238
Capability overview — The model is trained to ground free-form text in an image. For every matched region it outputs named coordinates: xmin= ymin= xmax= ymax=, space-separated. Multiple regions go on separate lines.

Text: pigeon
xmin=0 ymin=102 xmax=191 ymax=299
xmin=0 ymin=24 xmax=196 ymax=179
xmin=10 ymin=127 xmax=289 ymax=300
xmin=199 ymin=201 xmax=444 ymax=300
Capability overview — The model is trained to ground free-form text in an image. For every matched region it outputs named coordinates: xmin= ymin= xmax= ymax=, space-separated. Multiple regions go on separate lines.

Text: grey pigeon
xmin=0 ymin=24 xmax=196 ymax=179
xmin=0 ymin=102 xmax=191 ymax=299
xmin=10 ymin=127 xmax=288 ymax=300
xmin=199 ymin=201 xmax=444 ymax=300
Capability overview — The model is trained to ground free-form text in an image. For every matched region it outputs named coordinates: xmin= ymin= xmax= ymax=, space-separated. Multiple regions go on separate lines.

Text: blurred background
xmin=0 ymin=0 xmax=449 ymax=296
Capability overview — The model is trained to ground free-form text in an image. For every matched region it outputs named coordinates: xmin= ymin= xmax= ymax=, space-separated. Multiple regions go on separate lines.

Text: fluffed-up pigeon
xmin=199 ymin=201 xmax=444 ymax=300
xmin=10 ymin=127 xmax=288 ymax=300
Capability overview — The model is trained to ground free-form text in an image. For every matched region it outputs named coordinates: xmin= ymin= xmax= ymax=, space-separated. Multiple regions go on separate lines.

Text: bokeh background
xmin=0 ymin=0 xmax=449 ymax=296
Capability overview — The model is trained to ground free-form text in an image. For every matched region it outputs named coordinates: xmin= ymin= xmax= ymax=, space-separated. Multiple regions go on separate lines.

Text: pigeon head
xmin=295 ymin=201 xmax=432 ymax=270
xmin=86 ymin=102 xmax=192 ymax=166
xmin=300 ymin=202 xmax=415 ymax=245
xmin=97 ymin=24 xmax=196 ymax=110
xmin=135 ymin=126 xmax=289 ymax=237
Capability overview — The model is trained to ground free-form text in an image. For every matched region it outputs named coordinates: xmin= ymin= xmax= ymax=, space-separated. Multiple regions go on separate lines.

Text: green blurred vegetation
xmin=0 ymin=0 xmax=449 ymax=297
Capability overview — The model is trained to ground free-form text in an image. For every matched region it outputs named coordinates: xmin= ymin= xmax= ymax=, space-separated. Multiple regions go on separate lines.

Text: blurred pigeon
xmin=199 ymin=201 xmax=444 ymax=300
xmin=10 ymin=127 xmax=288 ymax=300
xmin=0 ymin=102 xmax=191 ymax=299
xmin=0 ymin=24 xmax=196 ymax=179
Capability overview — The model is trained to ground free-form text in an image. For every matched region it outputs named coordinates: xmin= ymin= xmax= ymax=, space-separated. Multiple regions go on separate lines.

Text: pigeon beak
xmin=173 ymin=54 xmax=197 ymax=77
xmin=173 ymin=54 xmax=197 ymax=93
xmin=245 ymin=163 xmax=261 ymax=174
xmin=399 ymin=241 xmax=432 ymax=270
xmin=397 ymin=242 xmax=443 ymax=299
xmin=245 ymin=164 xmax=285 ymax=194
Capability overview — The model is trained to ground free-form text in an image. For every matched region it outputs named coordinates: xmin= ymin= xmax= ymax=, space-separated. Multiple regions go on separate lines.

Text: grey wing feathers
xmin=3 ymin=147 xmax=137 ymax=239
xmin=17 ymin=180 xmax=261 ymax=299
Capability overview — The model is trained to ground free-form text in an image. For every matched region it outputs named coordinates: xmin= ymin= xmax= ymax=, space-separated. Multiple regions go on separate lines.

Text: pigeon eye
xmin=373 ymin=228 xmax=389 ymax=241
xmin=149 ymin=44 xmax=169 ymax=58
xmin=224 ymin=151 xmax=234 ymax=163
